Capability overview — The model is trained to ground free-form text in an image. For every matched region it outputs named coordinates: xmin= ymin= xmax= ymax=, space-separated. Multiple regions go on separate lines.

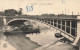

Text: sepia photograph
xmin=0 ymin=0 xmax=80 ymax=50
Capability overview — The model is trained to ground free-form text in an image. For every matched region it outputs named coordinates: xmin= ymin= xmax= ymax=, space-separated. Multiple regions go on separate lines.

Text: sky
xmin=0 ymin=0 xmax=80 ymax=15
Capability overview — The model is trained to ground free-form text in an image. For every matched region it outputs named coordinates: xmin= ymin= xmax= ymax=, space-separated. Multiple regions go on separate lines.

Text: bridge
xmin=0 ymin=15 xmax=80 ymax=47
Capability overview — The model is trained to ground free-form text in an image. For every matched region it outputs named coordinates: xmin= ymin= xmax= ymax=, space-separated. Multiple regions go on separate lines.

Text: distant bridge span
xmin=0 ymin=15 xmax=80 ymax=46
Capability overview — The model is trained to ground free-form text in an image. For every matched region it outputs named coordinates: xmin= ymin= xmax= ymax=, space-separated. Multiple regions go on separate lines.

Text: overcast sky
xmin=0 ymin=0 xmax=80 ymax=15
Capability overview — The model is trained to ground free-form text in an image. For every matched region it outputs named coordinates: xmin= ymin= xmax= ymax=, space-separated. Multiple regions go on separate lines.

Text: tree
xmin=18 ymin=8 xmax=22 ymax=15
xmin=4 ymin=9 xmax=17 ymax=16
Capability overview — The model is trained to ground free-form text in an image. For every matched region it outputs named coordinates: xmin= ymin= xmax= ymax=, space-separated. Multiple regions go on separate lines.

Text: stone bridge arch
xmin=7 ymin=18 xmax=31 ymax=26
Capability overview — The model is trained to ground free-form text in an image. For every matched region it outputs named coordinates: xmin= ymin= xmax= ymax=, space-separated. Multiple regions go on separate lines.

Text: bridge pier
xmin=3 ymin=16 xmax=7 ymax=25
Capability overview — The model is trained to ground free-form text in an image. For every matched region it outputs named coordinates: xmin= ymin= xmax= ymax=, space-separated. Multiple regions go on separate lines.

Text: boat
xmin=20 ymin=25 xmax=40 ymax=34
xmin=4 ymin=24 xmax=40 ymax=35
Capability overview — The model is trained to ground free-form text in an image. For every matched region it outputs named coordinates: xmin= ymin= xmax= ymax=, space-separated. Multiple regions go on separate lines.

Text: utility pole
xmin=68 ymin=9 xmax=69 ymax=15
xmin=72 ymin=11 xmax=73 ymax=15
xmin=62 ymin=11 xmax=63 ymax=14
xmin=65 ymin=9 xmax=66 ymax=15
xmin=78 ymin=12 xmax=79 ymax=15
